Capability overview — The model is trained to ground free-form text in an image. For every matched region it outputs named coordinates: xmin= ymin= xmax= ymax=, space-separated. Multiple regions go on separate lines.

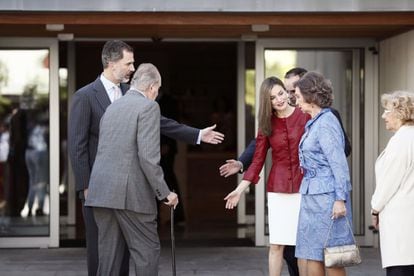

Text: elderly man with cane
xmin=86 ymin=63 xmax=178 ymax=275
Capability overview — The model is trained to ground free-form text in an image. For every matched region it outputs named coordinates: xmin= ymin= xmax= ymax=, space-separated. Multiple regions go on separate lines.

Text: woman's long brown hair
xmin=258 ymin=76 xmax=285 ymax=136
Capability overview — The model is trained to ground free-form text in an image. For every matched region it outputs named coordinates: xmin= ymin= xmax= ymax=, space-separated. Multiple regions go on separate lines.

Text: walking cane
xmin=170 ymin=205 xmax=176 ymax=276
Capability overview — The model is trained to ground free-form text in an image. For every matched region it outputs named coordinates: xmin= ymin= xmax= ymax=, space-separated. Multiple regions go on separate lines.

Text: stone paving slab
xmin=0 ymin=247 xmax=385 ymax=276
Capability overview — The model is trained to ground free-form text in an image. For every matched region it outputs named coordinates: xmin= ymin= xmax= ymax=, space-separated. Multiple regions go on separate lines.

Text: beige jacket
xmin=372 ymin=125 xmax=414 ymax=268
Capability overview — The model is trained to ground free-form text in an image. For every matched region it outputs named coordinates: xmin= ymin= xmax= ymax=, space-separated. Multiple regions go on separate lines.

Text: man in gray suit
xmin=68 ymin=40 xmax=224 ymax=276
xmin=85 ymin=63 xmax=178 ymax=275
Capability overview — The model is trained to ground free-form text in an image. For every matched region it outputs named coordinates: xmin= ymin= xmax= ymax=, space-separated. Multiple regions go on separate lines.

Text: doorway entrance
xmin=0 ymin=38 xmax=378 ymax=248
xmin=60 ymin=41 xmax=250 ymax=246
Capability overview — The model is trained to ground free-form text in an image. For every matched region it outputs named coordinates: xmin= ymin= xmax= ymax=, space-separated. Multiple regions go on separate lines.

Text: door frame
xmin=0 ymin=38 xmax=60 ymax=248
xmin=253 ymin=38 xmax=378 ymax=247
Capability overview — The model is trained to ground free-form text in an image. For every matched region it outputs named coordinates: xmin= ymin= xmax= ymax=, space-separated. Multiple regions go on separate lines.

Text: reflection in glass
xmin=0 ymin=50 xmax=50 ymax=237
xmin=264 ymin=50 xmax=297 ymax=79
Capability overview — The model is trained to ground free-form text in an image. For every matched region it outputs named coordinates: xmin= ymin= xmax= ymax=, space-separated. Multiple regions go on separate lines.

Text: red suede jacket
xmin=243 ymin=108 xmax=310 ymax=193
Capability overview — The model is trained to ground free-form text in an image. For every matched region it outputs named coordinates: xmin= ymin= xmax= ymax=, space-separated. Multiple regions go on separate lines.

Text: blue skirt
xmin=295 ymin=192 xmax=354 ymax=261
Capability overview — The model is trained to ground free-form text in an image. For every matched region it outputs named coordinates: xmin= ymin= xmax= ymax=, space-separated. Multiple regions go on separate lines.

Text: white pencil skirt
xmin=267 ymin=192 xmax=301 ymax=245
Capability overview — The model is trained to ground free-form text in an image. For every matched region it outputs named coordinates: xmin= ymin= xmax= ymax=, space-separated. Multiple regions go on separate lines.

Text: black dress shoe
xmin=35 ymin=209 xmax=44 ymax=216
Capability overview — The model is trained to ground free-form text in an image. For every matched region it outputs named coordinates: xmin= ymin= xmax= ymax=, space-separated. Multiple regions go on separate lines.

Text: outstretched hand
xmin=219 ymin=159 xmax=242 ymax=177
xmin=224 ymin=190 xmax=242 ymax=209
xmin=200 ymin=124 xmax=225 ymax=144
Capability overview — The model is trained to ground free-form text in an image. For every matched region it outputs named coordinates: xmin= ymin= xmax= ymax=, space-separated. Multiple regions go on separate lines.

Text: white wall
xmin=379 ymin=29 xmax=414 ymax=151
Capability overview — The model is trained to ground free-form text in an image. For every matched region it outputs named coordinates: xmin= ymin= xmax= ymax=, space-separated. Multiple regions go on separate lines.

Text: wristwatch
xmin=371 ymin=210 xmax=379 ymax=216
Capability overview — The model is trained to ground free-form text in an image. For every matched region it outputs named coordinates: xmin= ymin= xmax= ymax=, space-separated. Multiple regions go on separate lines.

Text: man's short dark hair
xmin=284 ymin=67 xmax=307 ymax=79
xmin=101 ymin=40 xmax=133 ymax=69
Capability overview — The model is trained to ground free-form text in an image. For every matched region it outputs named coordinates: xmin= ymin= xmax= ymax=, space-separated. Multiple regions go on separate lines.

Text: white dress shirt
xmin=100 ymin=74 xmax=121 ymax=103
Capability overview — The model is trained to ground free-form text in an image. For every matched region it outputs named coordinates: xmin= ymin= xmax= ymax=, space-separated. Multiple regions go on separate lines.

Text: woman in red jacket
xmin=225 ymin=76 xmax=310 ymax=276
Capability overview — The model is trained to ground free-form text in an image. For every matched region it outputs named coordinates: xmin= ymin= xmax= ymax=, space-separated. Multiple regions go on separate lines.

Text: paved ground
xmin=0 ymin=246 xmax=384 ymax=276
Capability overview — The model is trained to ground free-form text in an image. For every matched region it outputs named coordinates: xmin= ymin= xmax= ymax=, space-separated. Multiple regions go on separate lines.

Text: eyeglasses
xmin=383 ymin=109 xmax=392 ymax=114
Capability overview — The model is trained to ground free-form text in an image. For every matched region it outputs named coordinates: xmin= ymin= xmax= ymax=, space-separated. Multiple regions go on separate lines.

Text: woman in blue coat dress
xmin=293 ymin=72 xmax=354 ymax=276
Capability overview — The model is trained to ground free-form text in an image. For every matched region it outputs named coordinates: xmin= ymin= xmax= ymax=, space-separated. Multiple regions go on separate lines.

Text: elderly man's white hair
xmin=130 ymin=63 xmax=161 ymax=92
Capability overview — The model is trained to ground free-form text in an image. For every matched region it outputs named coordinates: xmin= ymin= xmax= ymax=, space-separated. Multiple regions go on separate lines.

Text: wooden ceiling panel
xmin=0 ymin=12 xmax=413 ymax=40
xmin=0 ymin=24 xmax=411 ymax=40
xmin=1 ymin=12 xmax=414 ymax=26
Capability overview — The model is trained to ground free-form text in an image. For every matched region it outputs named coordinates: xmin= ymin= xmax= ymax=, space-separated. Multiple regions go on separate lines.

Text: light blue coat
xmin=298 ymin=108 xmax=352 ymax=200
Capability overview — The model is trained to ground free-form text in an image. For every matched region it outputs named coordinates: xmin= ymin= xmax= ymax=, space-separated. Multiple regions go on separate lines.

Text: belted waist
xmin=301 ymin=167 xmax=333 ymax=178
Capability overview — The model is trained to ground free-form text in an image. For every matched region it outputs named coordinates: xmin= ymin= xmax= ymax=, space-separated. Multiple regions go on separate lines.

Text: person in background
xmin=224 ymin=76 xmax=310 ymax=276
xmin=68 ymin=40 xmax=224 ymax=276
xmin=371 ymin=91 xmax=414 ymax=276
xmin=294 ymin=71 xmax=353 ymax=276
xmin=7 ymin=107 xmax=29 ymax=217
xmin=0 ymin=119 xmax=9 ymax=211
xmin=25 ymin=111 xmax=48 ymax=216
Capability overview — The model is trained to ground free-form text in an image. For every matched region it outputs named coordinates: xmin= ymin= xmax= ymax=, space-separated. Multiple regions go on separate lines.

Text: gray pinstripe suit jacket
xmin=85 ymin=90 xmax=170 ymax=213
xmin=68 ymin=77 xmax=199 ymax=194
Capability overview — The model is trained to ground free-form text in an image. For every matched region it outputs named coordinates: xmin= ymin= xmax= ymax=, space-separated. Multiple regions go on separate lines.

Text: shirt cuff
xmin=196 ymin=130 xmax=202 ymax=144
xmin=237 ymin=160 xmax=244 ymax=173
xmin=335 ymin=191 xmax=346 ymax=201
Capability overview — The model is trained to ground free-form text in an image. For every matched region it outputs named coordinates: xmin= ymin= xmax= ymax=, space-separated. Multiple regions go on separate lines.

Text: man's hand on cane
xmin=164 ymin=192 xmax=179 ymax=209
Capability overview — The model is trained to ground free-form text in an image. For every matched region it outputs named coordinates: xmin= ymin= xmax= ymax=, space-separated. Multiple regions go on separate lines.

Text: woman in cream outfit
xmin=371 ymin=91 xmax=414 ymax=276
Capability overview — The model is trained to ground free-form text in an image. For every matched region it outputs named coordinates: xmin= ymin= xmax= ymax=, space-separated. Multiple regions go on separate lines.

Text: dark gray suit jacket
xmin=85 ymin=90 xmax=170 ymax=213
xmin=68 ymin=77 xmax=199 ymax=193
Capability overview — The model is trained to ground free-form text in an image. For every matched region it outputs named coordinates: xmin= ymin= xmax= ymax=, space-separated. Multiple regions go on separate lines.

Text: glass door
xmin=0 ymin=38 xmax=59 ymax=248
xmin=254 ymin=39 xmax=378 ymax=247
xmin=236 ymin=41 xmax=257 ymax=241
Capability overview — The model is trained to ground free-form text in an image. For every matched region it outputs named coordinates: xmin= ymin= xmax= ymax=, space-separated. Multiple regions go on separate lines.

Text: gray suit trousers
xmin=94 ymin=208 xmax=160 ymax=276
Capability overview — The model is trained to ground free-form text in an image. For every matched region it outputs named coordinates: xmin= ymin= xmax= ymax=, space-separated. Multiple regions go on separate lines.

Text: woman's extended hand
xmin=224 ymin=180 xmax=250 ymax=209
xmin=224 ymin=190 xmax=242 ymax=209
xmin=331 ymin=200 xmax=346 ymax=219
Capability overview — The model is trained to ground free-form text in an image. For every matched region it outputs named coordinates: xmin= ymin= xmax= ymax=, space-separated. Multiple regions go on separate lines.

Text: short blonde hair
xmin=381 ymin=91 xmax=414 ymax=125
